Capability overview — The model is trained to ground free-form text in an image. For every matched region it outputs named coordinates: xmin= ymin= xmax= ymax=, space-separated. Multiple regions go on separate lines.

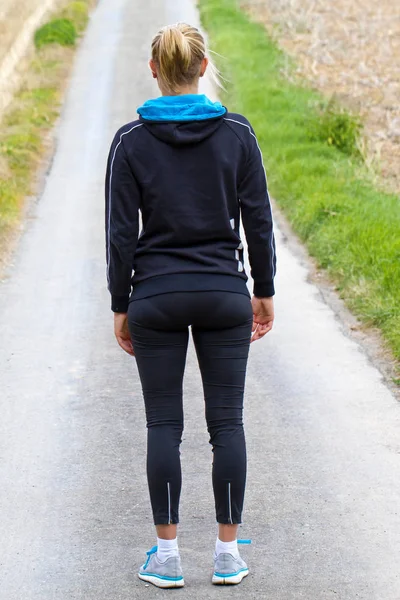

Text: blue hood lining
xmin=137 ymin=94 xmax=227 ymax=122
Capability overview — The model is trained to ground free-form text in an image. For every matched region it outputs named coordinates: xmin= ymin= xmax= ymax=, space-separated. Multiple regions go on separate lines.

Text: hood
xmin=137 ymin=94 xmax=227 ymax=146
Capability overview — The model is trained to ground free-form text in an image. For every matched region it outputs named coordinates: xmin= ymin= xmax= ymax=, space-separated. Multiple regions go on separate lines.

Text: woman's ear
xmin=199 ymin=56 xmax=209 ymax=78
xmin=149 ymin=59 xmax=157 ymax=79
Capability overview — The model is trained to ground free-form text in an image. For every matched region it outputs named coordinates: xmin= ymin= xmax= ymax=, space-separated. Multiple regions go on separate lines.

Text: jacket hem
xmin=129 ymin=273 xmax=250 ymax=302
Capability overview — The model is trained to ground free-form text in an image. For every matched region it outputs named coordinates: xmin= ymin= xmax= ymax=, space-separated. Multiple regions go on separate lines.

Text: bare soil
xmin=242 ymin=0 xmax=400 ymax=195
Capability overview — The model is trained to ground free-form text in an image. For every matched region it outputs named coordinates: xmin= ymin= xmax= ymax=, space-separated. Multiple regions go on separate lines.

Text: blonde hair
xmin=151 ymin=23 xmax=220 ymax=93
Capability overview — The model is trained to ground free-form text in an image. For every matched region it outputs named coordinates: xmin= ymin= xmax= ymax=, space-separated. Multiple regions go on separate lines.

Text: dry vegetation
xmin=0 ymin=0 xmax=59 ymax=62
xmin=242 ymin=0 xmax=400 ymax=194
xmin=0 ymin=0 xmax=66 ymax=116
xmin=0 ymin=0 xmax=95 ymax=270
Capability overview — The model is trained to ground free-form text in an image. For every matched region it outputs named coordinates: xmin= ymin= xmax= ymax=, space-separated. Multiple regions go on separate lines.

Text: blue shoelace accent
xmin=238 ymin=539 xmax=252 ymax=545
xmin=143 ymin=545 xmax=158 ymax=570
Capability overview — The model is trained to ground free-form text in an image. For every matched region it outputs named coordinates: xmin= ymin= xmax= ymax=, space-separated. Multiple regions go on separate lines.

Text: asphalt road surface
xmin=1 ymin=0 xmax=400 ymax=598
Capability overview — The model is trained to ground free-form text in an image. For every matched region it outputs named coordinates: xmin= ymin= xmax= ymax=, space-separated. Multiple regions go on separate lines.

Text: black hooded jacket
xmin=105 ymin=98 xmax=276 ymax=313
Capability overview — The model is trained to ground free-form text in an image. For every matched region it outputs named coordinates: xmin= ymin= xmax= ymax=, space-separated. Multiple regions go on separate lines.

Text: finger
xmin=117 ymin=337 xmax=130 ymax=353
xmin=117 ymin=336 xmax=135 ymax=356
xmin=264 ymin=320 xmax=274 ymax=333
xmin=251 ymin=323 xmax=259 ymax=342
xmin=251 ymin=321 xmax=273 ymax=342
xmin=259 ymin=319 xmax=274 ymax=331
xmin=257 ymin=322 xmax=273 ymax=339
xmin=256 ymin=331 xmax=267 ymax=340
xmin=125 ymin=342 xmax=135 ymax=356
xmin=122 ymin=342 xmax=135 ymax=356
xmin=251 ymin=326 xmax=262 ymax=343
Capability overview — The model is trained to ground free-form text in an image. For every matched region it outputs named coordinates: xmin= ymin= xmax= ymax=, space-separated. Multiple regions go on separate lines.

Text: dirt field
xmin=242 ymin=0 xmax=400 ymax=194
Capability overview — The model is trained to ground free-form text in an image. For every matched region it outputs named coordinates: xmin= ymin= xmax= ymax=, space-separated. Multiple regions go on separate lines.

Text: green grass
xmin=0 ymin=87 xmax=59 ymax=228
xmin=0 ymin=0 xmax=94 ymax=242
xmin=34 ymin=18 xmax=77 ymax=49
xmin=61 ymin=2 xmax=90 ymax=33
xmin=307 ymin=98 xmax=364 ymax=158
xmin=200 ymin=0 xmax=400 ymax=369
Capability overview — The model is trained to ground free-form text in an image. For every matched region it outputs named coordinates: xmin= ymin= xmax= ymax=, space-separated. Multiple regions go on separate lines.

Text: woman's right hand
xmin=251 ymin=296 xmax=274 ymax=343
xmin=114 ymin=312 xmax=135 ymax=356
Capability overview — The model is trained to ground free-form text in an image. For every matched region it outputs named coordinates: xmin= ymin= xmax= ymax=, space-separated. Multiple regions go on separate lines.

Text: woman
xmin=105 ymin=22 xmax=276 ymax=588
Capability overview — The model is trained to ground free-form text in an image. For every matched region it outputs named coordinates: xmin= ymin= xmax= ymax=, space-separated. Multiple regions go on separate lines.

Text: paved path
xmin=0 ymin=0 xmax=399 ymax=598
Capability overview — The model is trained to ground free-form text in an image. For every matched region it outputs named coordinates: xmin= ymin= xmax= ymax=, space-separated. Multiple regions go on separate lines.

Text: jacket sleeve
xmin=238 ymin=125 xmax=276 ymax=297
xmin=105 ymin=131 xmax=140 ymax=313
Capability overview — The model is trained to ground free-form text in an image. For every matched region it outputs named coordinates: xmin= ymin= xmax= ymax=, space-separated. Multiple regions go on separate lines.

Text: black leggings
xmin=128 ymin=291 xmax=253 ymax=525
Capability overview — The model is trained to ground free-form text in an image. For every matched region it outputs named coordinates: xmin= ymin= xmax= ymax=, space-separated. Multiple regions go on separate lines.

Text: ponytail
xmin=151 ymin=23 xmax=221 ymax=93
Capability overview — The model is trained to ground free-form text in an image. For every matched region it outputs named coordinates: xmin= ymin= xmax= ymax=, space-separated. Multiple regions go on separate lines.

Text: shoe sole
xmin=212 ymin=569 xmax=249 ymax=585
xmin=138 ymin=573 xmax=184 ymax=588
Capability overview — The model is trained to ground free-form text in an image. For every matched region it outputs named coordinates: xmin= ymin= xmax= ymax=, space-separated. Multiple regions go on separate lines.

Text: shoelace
xmin=143 ymin=545 xmax=158 ymax=570
xmin=238 ymin=539 xmax=252 ymax=545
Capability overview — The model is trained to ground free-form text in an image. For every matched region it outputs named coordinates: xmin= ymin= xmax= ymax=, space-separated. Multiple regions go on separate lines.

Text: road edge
xmin=272 ymin=198 xmax=400 ymax=400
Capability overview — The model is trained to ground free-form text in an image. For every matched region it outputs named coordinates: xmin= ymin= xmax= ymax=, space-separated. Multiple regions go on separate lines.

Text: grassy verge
xmin=200 ymin=0 xmax=400 ymax=374
xmin=0 ymin=1 xmax=95 ymax=250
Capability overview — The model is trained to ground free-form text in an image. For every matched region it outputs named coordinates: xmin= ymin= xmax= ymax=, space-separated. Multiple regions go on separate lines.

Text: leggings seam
xmin=167 ymin=481 xmax=172 ymax=525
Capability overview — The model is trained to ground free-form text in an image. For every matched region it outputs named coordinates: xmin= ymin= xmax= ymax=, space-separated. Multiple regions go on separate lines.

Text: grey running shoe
xmin=212 ymin=552 xmax=249 ymax=585
xmin=138 ymin=546 xmax=184 ymax=588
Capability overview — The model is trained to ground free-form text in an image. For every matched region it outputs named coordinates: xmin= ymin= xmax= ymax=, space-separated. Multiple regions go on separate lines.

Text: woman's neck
xmin=161 ymin=83 xmax=199 ymax=97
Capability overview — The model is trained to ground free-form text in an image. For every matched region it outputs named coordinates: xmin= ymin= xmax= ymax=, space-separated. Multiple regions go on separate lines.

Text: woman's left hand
xmin=114 ymin=313 xmax=135 ymax=356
